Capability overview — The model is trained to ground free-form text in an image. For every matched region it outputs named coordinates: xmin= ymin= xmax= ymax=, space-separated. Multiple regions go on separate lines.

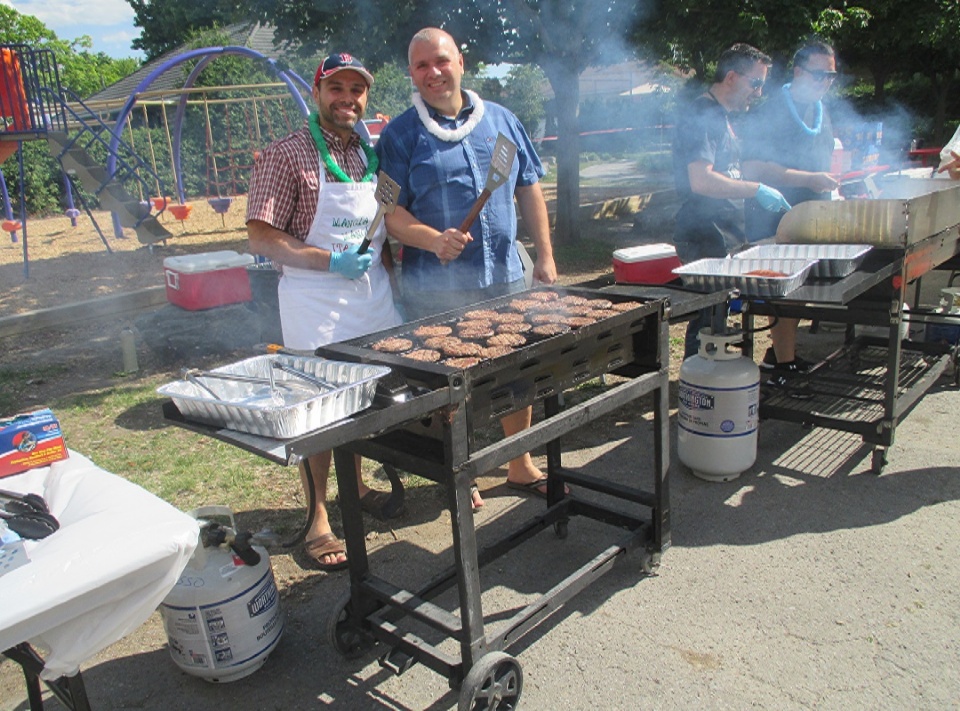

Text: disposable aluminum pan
xmin=158 ymin=354 xmax=391 ymax=438
xmin=734 ymin=244 xmax=872 ymax=278
xmin=672 ymin=258 xmax=817 ymax=298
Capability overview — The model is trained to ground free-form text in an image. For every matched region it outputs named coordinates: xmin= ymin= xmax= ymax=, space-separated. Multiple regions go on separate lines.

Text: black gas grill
xmin=165 ymin=285 xmax=671 ymax=708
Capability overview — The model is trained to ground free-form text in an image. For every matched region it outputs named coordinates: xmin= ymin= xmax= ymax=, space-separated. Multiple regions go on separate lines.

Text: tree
xmin=243 ymin=0 xmax=647 ymax=244
xmin=638 ymin=0 xmax=960 ymax=142
xmin=501 ymin=65 xmax=547 ymax=140
xmin=368 ymin=62 xmax=413 ymax=119
xmin=127 ymin=0 xmax=237 ymax=60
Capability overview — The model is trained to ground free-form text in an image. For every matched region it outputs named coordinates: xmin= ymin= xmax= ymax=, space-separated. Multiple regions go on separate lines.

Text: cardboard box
xmin=612 ymin=244 xmax=682 ymax=284
xmin=0 ymin=409 xmax=68 ymax=479
xmin=163 ymin=251 xmax=255 ymax=311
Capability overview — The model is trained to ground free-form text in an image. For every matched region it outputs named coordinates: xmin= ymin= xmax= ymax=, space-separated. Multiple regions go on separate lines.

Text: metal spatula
xmin=358 ymin=172 xmax=401 ymax=254
xmin=458 ymin=133 xmax=517 ymax=233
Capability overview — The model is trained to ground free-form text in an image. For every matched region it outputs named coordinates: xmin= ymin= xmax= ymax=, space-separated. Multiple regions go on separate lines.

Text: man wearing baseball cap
xmin=246 ymin=52 xmax=402 ymax=571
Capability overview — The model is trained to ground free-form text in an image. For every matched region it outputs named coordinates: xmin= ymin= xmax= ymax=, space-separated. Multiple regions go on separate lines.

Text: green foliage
xmin=368 ymin=62 xmax=413 ymax=118
xmin=129 ymin=0 xmax=238 ymax=61
xmin=500 ymin=65 xmax=547 ymax=139
xmin=2 ymin=142 xmax=66 ymax=216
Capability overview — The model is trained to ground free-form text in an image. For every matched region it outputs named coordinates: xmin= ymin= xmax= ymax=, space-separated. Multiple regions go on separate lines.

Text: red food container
xmin=612 ymin=244 xmax=682 ymax=284
xmin=163 ymin=251 xmax=255 ymax=311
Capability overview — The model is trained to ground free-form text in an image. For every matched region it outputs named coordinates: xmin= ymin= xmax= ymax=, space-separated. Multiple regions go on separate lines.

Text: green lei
xmin=308 ymin=111 xmax=378 ymax=183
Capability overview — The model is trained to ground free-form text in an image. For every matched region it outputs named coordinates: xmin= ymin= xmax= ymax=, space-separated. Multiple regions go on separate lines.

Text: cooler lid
xmin=612 ymin=243 xmax=678 ymax=263
xmin=163 ymin=250 xmax=255 ymax=273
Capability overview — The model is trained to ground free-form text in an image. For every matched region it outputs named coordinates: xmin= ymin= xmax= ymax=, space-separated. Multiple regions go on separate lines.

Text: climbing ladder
xmin=0 ymin=43 xmax=172 ymax=251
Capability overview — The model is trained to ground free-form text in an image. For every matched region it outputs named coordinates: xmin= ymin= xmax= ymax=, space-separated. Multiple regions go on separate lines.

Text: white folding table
xmin=1 ymin=450 xmax=199 ymax=710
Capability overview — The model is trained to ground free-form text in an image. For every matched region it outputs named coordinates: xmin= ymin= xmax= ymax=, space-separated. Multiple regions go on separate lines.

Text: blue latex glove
xmin=329 ymin=245 xmax=372 ymax=279
xmin=755 ymin=184 xmax=792 ymax=213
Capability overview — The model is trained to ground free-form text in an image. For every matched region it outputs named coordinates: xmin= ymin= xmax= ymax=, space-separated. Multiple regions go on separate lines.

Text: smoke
xmin=828 ymin=97 xmax=918 ymax=171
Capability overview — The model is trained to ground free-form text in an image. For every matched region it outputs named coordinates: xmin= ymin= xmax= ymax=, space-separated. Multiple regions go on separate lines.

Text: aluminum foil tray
xmin=158 ymin=354 xmax=391 ymax=439
xmin=672 ymin=258 xmax=817 ymax=297
xmin=735 ymin=244 xmax=872 ymax=278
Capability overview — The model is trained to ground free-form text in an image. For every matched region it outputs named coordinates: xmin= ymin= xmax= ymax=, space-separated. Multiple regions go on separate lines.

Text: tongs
xmin=0 ymin=489 xmax=60 ymax=540
xmin=271 ymin=362 xmax=337 ymax=392
xmin=181 ymin=365 xmax=337 ymax=398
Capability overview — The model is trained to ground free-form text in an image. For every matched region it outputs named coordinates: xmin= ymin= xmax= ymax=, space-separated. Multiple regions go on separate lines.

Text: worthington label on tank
xmin=678 ymin=380 xmax=759 ymax=437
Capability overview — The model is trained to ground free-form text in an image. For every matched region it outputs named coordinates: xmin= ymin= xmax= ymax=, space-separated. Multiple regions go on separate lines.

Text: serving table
xmin=1 ymin=451 xmax=199 ymax=710
xmin=164 ymin=286 xmax=672 ymax=710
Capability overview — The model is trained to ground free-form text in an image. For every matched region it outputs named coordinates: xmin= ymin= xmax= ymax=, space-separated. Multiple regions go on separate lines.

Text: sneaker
xmin=763 ymin=371 xmax=814 ymax=400
xmin=759 ymin=347 xmax=814 ymax=373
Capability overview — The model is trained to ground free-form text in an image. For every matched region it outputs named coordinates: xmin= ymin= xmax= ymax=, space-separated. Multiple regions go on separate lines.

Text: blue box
xmin=0 ymin=409 xmax=68 ymax=479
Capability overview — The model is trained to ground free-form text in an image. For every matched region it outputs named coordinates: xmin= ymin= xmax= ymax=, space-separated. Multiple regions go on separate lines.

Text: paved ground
xmin=3 ymin=274 xmax=958 ymax=710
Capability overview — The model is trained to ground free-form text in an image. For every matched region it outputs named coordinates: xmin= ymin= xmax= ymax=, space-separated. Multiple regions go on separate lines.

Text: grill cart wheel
xmin=327 ymin=592 xmax=377 ymax=661
xmin=458 ymin=652 xmax=523 ymax=711
xmin=871 ymin=447 xmax=887 ymax=475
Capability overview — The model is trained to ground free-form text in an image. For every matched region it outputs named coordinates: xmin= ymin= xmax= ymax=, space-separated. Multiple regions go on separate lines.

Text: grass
xmin=4 ymin=366 xmax=309 ymax=534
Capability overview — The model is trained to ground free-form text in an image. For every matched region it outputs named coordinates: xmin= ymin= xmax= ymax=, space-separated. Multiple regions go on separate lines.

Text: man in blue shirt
xmin=378 ymin=27 xmax=558 ymax=508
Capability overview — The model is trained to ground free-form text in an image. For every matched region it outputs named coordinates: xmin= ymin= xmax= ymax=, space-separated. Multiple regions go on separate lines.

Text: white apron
xmin=278 ymin=163 xmax=401 ymax=350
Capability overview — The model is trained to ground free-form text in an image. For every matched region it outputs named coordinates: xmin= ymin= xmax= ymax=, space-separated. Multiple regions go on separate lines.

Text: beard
xmin=320 ymin=102 xmax=362 ymax=132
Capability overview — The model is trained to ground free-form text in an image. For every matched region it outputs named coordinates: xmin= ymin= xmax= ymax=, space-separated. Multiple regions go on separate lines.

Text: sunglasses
xmin=801 ymin=67 xmax=838 ymax=82
xmin=735 ymin=72 xmax=765 ymax=90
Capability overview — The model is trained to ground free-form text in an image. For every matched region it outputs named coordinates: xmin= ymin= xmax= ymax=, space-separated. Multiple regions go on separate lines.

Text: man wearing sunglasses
xmin=672 ymin=43 xmax=791 ymax=359
xmin=742 ymin=40 xmax=840 ymax=386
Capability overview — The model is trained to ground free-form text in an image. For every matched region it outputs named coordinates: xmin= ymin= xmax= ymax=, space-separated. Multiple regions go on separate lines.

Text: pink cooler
xmin=163 ymin=251 xmax=255 ymax=311
xmin=612 ymin=244 xmax=682 ymax=284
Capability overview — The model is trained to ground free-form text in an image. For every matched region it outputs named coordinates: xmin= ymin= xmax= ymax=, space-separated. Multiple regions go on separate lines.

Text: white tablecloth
xmin=0 ymin=450 xmax=199 ymax=679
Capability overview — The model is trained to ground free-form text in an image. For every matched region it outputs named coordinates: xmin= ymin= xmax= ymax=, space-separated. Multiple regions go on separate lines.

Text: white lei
xmin=412 ymin=89 xmax=485 ymax=142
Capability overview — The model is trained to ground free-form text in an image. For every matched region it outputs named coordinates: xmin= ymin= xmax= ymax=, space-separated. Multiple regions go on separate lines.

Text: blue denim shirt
xmin=376 ymin=94 xmax=544 ymax=292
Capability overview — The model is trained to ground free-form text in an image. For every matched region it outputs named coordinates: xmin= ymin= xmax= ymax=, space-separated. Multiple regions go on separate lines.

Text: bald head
xmin=408 ymin=27 xmax=459 ymax=66
xmin=407 ymin=26 xmax=465 ymax=116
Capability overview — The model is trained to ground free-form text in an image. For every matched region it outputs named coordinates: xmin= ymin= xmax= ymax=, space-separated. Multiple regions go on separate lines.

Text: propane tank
xmin=160 ymin=506 xmax=283 ymax=683
xmin=678 ymin=328 xmax=759 ymax=482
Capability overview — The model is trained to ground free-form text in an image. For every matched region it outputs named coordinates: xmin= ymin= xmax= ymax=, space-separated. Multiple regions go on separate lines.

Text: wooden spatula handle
xmin=458 ymin=189 xmax=492 ymax=233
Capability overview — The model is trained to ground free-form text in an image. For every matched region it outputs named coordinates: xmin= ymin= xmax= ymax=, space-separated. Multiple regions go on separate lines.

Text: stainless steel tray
xmin=158 ymin=355 xmax=390 ymax=439
xmin=673 ymin=258 xmax=817 ymax=297
xmin=774 ymin=177 xmax=960 ymax=247
xmin=735 ymin=244 xmax=872 ymax=278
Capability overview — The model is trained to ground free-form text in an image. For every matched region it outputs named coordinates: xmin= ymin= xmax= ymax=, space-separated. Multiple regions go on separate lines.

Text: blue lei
xmin=781 ymin=84 xmax=822 ymax=137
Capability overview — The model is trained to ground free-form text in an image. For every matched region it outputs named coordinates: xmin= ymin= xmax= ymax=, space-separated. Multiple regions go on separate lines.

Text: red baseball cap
xmin=314 ymin=53 xmax=374 ymax=87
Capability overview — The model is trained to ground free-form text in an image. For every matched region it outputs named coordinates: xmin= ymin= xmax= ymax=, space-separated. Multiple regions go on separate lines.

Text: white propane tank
xmin=160 ymin=506 xmax=283 ymax=683
xmin=678 ymin=328 xmax=760 ymax=482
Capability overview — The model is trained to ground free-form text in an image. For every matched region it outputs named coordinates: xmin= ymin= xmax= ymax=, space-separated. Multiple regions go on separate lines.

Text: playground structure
xmin=0 ymin=43 xmax=317 ymax=277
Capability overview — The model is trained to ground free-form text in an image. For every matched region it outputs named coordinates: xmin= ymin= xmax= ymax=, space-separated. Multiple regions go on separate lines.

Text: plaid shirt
xmin=246 ymin=125 xmax=367 ymax=241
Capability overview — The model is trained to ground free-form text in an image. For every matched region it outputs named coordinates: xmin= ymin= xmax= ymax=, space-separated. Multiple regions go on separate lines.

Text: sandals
xmin=359 ymin=489 xmax=403 ymax=520
xmin=303 ymin=532 xmax=347 ymax=571
xmin=505 ymin=476 xmax=569 ymax=499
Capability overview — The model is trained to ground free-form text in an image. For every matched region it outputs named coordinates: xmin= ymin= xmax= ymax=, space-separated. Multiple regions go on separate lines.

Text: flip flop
xmin=506 ymin=476 xmax=550 ymax=499
xmin=359 ymin=489 xmax=403 ymax=520
xmin=303 ymin=532 xmax=348 ymax=571
xmin=506 ymin=476 xmax=570 ymax=499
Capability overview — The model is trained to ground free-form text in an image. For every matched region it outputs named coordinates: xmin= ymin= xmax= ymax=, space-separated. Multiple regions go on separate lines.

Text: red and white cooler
xmin=612 ymin=244 xmax=682 ymax=284
xmin=163 ymin=251 xmax=255 ymax=311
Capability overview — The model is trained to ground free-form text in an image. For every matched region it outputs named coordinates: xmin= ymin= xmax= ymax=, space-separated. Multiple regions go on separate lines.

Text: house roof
xmin=84 ymin=22 xmax=301 ymax=109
